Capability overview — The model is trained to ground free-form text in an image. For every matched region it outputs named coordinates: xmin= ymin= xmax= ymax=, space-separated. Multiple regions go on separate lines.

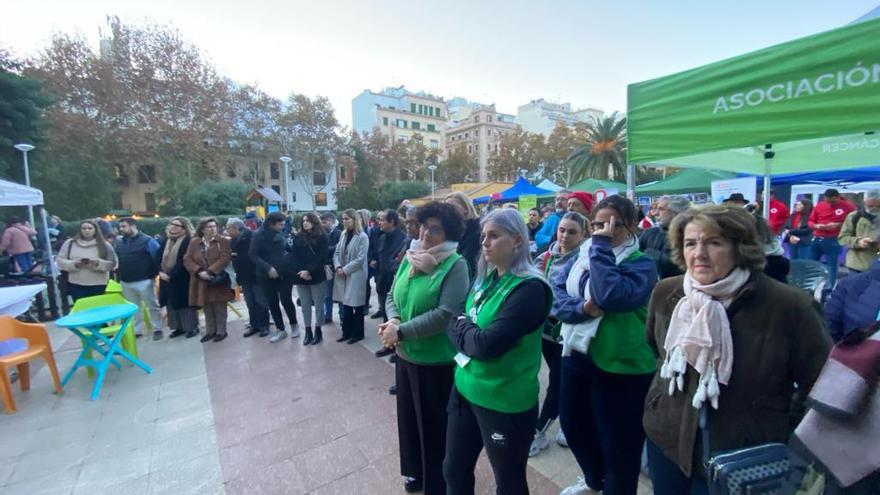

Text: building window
xmin=464 ymin=132 xmax=469 ymax=138
xmin=291 ymin=192 xmax=297 ymax=202
xmin=145 ymin=193 xmax=157 ymax=213
xmin=410 ymin=103 xmax=417 ymax=113
xmin=382 ymin=116 xmax=389 ymax=125
xmin=313 ymin=171 xmax=327 ymax=186
xmin=488 ymin=115 xmax=493 ymax=122
xmin=427 ymin=124 xmax=436 ymax=132
xmin=315 ymin=192 xmax=328 ymax=207
xmin=138 ymin=165 xmax=157 ymax=184
xmin=475 ymin=130 xmax=479 ymax=137
xmin=474 ymin=116 xmax=480 ymax=123
xmin=339 ymin=165 xmax=347 ymax=180
xmin=397 ymin=119 xmax=407 ymax=128
xmin=488 ymin=144 xmax=492 ymax=151
xmin=435 ymin=107 xmax=441 ymax=117
xmin=270 ymin=162 xmax=280 ymax=180
xmin=429 ymin=139 xmax=439 ymax=149
xmin=467 ymin=145 xmax=472 ymax=154
xmin=411 ymin=121 xmax=420 ymax=131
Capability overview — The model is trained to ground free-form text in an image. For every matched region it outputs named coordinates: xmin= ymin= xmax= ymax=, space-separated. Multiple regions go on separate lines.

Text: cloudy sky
xmin=1 ymin=0 xmax=876 ymax=127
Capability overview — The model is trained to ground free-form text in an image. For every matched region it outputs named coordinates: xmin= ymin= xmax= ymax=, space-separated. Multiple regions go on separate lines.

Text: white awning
xmin=0 ymin=179 xmax=44 ymax=206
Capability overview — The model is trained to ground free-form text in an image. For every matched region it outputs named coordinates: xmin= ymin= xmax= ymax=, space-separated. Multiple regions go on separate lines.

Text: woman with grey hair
xmin=444 ymin=208 xmax=552 ymax=494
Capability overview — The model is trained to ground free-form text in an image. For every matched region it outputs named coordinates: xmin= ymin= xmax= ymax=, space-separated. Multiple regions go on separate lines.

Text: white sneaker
xmin=289 ymin=325 xmax=300 ymax=338
xmin=560 ymin=476 xmax=599 ymax=495
xmin=269 ymin=330 xmax=287 ymax=343
xmin=556 ymin=429 xmax=568 ymax=447
xmin=528 ymin=431 xmax=550 ymax=457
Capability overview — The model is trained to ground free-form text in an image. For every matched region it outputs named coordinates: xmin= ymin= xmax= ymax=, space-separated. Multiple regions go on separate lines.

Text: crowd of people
xmin=2 ymin=184 xmax=878 ymax=494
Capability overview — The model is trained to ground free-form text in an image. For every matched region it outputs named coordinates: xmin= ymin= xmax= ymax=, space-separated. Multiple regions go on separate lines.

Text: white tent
xmin=0 ymin=179 xmax=44 ymax=207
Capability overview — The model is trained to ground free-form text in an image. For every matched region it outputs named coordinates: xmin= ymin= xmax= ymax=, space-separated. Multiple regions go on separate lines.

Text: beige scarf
xmin=405 ymin=240 xmax=458 ymax=275
xmin=161 ymin=235 xmax=185 ymax=273
xmin=661 ymin=268 xmax=750 ymax=409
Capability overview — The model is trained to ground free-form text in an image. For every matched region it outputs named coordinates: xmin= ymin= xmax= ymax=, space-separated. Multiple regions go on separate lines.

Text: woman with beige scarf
xmin=378 ymin=201 xmax=469 ymax=494
xmin=58 ymin=220 xmax=118 ymax=301
xmin=643 ymin=204 xmax=831 ymax=494
xmin=158 ymin=217 xmax=198 ymax=339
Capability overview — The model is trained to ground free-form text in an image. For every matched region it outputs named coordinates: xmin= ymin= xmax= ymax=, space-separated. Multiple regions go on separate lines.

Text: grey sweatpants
xmin=203 ymin=302 xmax=228 ymax=337
xmin=296 ymin=282 xmax=326 ymax=328
xmin=121 ymin=278 xmax=162 ymax=336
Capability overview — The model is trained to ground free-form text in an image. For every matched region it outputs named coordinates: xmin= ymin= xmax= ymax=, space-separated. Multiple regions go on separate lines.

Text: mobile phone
xmin=80 ymin=258 xmax=91 ymax=263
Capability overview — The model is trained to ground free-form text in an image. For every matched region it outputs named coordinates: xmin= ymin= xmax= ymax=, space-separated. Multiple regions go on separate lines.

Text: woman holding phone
xmin=58 ymin=220 xmax=118 ymax=301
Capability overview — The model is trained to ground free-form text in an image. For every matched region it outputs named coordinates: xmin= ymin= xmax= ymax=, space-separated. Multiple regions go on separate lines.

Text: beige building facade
xmin=445 ymin=106 xmax=519 ymax=182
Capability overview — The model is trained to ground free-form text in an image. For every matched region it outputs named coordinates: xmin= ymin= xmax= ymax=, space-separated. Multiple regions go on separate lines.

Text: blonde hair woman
xmin=333 ymin=209 xmax=369 ymax=343
xmin=445 ymin=191 xmax=481 ymax=283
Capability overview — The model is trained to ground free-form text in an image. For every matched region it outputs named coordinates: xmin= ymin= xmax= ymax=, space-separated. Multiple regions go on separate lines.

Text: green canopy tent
xmin=627 ymin=16 xmax=880 ymax=217
xmin=539 ymin=178 xmax=628 ymax=198
xmin=636 ymin=168 xmax=736 ymax=196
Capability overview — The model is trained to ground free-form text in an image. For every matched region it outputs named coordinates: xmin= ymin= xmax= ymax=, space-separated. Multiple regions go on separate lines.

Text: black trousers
xmin=397 ymin=358 xmax=454 ymax=495
xmin=559 ymin=351 xmax=652 ymax=495
xmin=67 ymin=283 xmax=106 ymax=302
xmin=341 ymin=305 xmax=364 ymax=340
xmin=536 ymin=338 xmax=562 ymax=433
xmin=259 ymin=277 xmax=297 ymax=331
xmin=443 ymin=388 xmax=537 ymax=495
xmin=377 ymin=274 xmax=392 ymax=317
xmin=241 ymin=282 xmax=270 ymax=331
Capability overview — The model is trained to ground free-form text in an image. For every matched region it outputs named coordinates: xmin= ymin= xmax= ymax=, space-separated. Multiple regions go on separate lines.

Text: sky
xmin=1 ymin=0 xmax=877 ymax=129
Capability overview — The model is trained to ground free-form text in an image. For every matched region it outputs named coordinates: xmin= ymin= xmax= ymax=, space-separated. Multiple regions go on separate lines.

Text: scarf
xmin=406 ymin=240 xmax=459 ymax=275
xmin=560 ymin=235 xmax=639 ymax=357
xmin=161 ymin=234 xmax=185 ymax=273
xmin=661 ymin=268 xmax=751 ymax=409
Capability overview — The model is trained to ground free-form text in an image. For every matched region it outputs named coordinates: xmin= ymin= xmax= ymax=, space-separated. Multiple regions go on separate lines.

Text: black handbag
xmin=701 ymin=408 xmax=793 ymax=495
xmin=208 ymin=269 xmax=230 ymax=287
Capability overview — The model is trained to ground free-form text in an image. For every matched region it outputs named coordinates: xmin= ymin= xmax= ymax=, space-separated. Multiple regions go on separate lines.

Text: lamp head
xmin=279 ymin=155 xmax=291 ymax=163
xmin=14 ymin=144 xmax=35 ymax=152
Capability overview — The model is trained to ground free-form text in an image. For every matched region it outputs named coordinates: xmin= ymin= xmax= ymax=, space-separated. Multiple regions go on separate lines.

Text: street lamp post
xmin=279 ymin=155 xmax=292 ymax=211
xmin=428 ymin=164 xmax=437 ymax=200
xmin=13 ymin=144 xmax=35 ymax=226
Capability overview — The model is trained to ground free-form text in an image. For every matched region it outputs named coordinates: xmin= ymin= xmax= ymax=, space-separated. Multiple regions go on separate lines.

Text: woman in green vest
xmin=377 ymin=201 xmax=470 ymax=495
xmin=445 ymin=208 xmax=552 ymax=495
xmin=553 ymin=195 xmax=658 ymax=495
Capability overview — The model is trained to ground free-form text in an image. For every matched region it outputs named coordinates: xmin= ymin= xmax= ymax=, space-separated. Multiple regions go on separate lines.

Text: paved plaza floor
xmin=0 ymin=292 xmax=653 ymax=494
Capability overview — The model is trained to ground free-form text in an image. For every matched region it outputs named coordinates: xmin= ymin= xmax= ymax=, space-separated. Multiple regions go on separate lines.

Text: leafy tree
xmin=378 ymin=181 xmax=430 ymax=209
xmin=543 ymin=123 xmax=589 ymax=187
xmin=0 ymin=58 xmax=52 ymax=182
xmin=336 ymin=139 xmax=380 ymax=211
xmin=439 ymin=146 xmax=475 ymax=186
xmin=181 ymin=180 xmax=250 ymax=216
xmin=276 ymin=94 xmax=344 ymax=210
xmin=566 ymin=112 xmax=627 ymax=182
xmin=489 ymin=129 xmax=546 ymax=181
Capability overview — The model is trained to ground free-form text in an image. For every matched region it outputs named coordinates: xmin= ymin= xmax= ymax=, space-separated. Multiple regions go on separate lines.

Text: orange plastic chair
xmin=0 ymin=316 xmax=63 ymax=414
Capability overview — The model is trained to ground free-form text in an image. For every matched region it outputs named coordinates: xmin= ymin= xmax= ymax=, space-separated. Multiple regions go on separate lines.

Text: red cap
xmin=568 ymin=191 xmax=594 ymax=213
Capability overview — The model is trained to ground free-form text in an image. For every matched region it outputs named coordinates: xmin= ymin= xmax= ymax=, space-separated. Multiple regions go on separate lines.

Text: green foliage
xmin=377 ymin=181 xmax=430 ymax=209
xmin=179 ymin=180 xmax=250 ymax=216
xmin=567 ymin=112 xmax=627 ymax=182
xmin=439 ymin=147 xmax=475 ymax=186
xmin=337 ymin=138 xmax=380 ymax=211
xmin=0 ymin=66 xmax=52 ymax=182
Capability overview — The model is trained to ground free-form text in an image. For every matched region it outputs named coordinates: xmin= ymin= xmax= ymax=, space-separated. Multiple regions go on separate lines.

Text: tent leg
xmin=39 ymin=208 xmax=61 ymax=318
xmin=626 ymin=164 xmax=635 ymax=201
xmin=762 ymin=146 xmax=774 ymax=219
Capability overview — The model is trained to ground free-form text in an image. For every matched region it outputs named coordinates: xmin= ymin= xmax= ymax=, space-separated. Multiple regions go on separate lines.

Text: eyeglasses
xmin=420 ymin=224 xmax=444 ymax=236
xmin=169 ymin=223 xmax=184 ymax=228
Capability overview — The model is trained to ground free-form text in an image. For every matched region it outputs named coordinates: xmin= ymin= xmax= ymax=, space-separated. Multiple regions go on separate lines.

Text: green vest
xmin=393 ymin=254 xmax=461 ymax=365
xmin=455 ymin=272 xmax=549 ymax=413
xmin=588 ymin=251 xmax=656 ymax=375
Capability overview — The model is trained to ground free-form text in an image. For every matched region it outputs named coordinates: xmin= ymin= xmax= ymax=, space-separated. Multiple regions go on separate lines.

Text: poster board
xmin=711 ymin=177 xmax=756 ymax=204
xmin=519 ymin=195 xmax=537 ymax=220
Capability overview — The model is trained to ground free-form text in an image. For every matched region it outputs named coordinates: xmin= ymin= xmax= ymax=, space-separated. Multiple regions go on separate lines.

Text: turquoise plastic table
xmin=55 ymin=303 xmax=153 ymax=400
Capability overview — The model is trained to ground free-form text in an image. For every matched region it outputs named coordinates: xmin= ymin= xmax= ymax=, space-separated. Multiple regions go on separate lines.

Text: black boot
xmin=303 ymin=327 xmax=313 ymax=345
xmin=313 ymin=327 xmax=323 ymax=345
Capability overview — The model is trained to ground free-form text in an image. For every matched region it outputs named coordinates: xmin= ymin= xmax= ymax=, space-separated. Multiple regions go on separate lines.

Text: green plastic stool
xmin=70 ymin=293 xmax=139 ymax=378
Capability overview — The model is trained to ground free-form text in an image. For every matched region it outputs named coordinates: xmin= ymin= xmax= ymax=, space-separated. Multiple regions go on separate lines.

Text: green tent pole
xmin=762 ymin=144 xmax=774 ymax=219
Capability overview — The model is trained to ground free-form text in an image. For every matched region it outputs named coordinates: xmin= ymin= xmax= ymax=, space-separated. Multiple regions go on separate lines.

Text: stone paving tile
xmin=2 ymin=464 xmax=79 ymax=495
xmin=148 ymin=452 xmax=224 ymax=495
xmin=291 ymin=436 xmax=370 ymax=491
xmin=223 ymin=457 xmax=308 ymax=495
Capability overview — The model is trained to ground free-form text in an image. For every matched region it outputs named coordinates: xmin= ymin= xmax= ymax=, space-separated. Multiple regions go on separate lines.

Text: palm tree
xmin=566 ymin=112 xmax=627 ymax=182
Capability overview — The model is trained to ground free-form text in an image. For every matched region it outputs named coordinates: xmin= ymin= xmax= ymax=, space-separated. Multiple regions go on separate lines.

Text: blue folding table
xmin=55 ymin=303 xmax=153 ymax=400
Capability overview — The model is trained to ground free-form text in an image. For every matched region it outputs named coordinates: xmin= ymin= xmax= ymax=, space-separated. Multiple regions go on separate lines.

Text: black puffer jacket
xmin=248 ymin=226 xmax=289 ymax=280
xmin=638 ymin=225 xmax=682 ymax=279
xmin=230 ymin=229 xmax=257 ymax=286
xmin=286 ymin=233 xmax=328 ymax=285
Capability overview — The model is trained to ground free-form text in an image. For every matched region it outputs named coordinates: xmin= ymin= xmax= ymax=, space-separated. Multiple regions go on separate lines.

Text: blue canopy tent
xmin=738 ymin=165 xmax=880 ymax=186
xmin=472 ymin=177 xmax=552 ymax=205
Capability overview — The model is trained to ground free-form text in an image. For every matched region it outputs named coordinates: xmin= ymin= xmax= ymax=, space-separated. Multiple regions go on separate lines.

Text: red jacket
xmin=767 ymin=199 xmax=790 ymax=235
xmin=808 ymin=199 xmax=856 ymax=238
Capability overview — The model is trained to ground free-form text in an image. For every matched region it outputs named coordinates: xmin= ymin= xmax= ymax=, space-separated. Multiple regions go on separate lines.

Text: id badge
xmin=454 ymin=352 xmax=471 ymax=368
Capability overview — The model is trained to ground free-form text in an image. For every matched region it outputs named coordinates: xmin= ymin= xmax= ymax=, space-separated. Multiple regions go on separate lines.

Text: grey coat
xmin=332 ymin=230 xmax=369 ymax=307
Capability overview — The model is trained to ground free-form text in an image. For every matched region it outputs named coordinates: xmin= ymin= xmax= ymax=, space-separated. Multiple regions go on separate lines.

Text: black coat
xmin=458 ymin=218 xmax=481 ymax=283
xmin=326 ymin=227 xmax=341 ymax=265
xmin=639 ymin=225 xmax=682 ymax=279
xmin=156 ymin=236 xmax=192 ymax=310
xmin=286 ymin=233 xmax=328 ymax=285
xmin=230 ymin=229 xmax=257 ymax=286
xmin=249 ymin=226 xmax=289 ymax=280
xmin=368 ymin=226 xmax=383 ymax=278
xmin=377 ymin=228 xmax=406 ymax=282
